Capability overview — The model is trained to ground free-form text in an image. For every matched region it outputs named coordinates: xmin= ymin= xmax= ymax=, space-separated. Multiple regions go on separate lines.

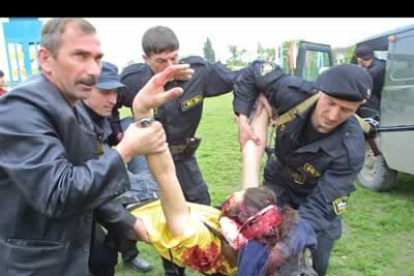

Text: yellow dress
xmin=131 ymin=200 xmax=237 ymax=276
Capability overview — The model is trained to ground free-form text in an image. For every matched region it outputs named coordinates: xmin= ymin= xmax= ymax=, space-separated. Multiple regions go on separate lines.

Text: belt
xmin=271 ymin=154 xmax=316 ymax=186
xmin=169 ymin=137 xmax=201 ymax=156
xmin=125 ymin=193 xmax=159 ymax=211
xmin=169 ymin=144 xmax=187 ymax=155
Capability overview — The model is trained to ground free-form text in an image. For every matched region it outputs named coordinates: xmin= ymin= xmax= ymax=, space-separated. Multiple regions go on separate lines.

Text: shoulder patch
xmin=303 ymin=163 xmax=321 ymax=178
xmin=182 ymin=95 xmax=203 ymax=111
xmin=260 ymin=61 xmax=275 ymax=76
xmin=332 ymin=196 xmax=349 ymax=215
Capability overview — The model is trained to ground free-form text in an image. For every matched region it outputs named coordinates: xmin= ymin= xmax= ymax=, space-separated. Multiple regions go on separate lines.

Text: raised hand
xmin=132 ymin=64 xmax=194 ymax=119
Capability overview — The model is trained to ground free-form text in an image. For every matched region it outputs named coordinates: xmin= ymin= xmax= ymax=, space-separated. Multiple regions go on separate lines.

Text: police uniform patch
xmin=260 ymin=62 xmax=275 ymax=76
xmin=303 ymin=163 xmax=321 ymax=178
xmin=332 ymin=196 xmax=349 ymax=215
xmin=182 ymin=95 xmax=203 ymax=111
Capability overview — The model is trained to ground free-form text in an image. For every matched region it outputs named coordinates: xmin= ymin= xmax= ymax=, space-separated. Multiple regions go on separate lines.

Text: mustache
xmin=76 ymin=76 xmax=97 ymax=86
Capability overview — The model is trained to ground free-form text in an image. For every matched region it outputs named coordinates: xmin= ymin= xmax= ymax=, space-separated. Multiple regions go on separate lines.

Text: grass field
xmin=116 ymin=93 xmax=414 ymax=276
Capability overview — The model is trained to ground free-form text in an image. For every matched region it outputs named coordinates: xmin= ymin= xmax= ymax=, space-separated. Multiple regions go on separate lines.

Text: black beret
xmin=315 ymin=64 xmax=373 ymax=101
xmin=355 ymin=45 xmax=374 ymax=60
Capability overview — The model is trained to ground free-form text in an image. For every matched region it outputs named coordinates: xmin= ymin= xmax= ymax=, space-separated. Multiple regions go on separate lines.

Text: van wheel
xmin=358 ymin=139 xmax=398 ymax=191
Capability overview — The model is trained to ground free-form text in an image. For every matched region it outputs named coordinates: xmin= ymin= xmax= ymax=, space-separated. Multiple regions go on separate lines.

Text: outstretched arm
xmin=241 ymin=94 xmax=271 ymax=189
xmin=132 ymin=64 xmax=194 ymax=237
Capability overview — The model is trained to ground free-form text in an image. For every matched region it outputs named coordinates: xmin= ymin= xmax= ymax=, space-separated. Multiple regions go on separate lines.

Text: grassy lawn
xmin=116 ymin=93 xmax=414 ymax=276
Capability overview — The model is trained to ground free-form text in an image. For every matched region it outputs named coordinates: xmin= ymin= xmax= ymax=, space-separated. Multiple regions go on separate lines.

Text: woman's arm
xmin=132 ymin=64 xmax=193 ymax=237
xmin=241 ymin=94 xmax=271 ymax=189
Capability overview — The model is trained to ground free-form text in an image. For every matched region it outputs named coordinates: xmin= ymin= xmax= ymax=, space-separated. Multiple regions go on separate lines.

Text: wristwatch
xmin=137 ymin=117 xmax=154 ymax=127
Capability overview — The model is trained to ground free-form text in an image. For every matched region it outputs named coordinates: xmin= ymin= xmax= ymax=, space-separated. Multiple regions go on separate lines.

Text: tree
xmin=257 ymin=42 xmax=265 ymax=58
xmin=257 ymin=43 xmax=276 ymax=61
xmin=203 ymin=37 xmax=216 ymax=62
xmin=227 ymin=45 xmax=247 ymax=69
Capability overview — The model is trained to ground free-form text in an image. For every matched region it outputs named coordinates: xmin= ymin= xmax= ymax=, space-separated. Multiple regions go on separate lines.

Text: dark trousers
xmin=162 ymin=257 xmax=187 ymax=276
xmin=312 ymin=231 xmax=335 ymax=276
xmin=89 ymin=224 xmax=118 ymax=276
xmin=175 ymin=155 xmax=211 ymax=205
xmin=105 ymin=229 xmax=139 ymax=262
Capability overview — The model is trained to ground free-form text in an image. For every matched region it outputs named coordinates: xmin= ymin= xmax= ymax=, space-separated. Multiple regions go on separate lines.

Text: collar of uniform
xmin=295 ymin=106 xmax=345 ymax=158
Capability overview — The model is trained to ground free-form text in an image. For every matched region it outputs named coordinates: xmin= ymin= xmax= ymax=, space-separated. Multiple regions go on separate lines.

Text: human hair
xmin=221 ymin=186 xmax=298 ymax=275
xmin=41 ymin=18 xmax=96 ymax=58
xmin=0 ymin=69 xmax=4 ymax=78
xmin=142 ymin=26 xmax=179 ymax=56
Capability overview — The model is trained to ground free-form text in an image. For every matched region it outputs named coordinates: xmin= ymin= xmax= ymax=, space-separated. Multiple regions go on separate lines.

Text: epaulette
xmin=180 ymin=56 xmax=207 ymax=66
xmin=120 ymin=63 xmax=146 ymax=80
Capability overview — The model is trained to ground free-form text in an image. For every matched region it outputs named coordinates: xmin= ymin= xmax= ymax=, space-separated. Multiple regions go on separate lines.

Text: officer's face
xmin=83 ymin=87 xmax=117 ymax=116
xmin=357 ymin=57 xmax=373 ymax=68
xmin=38 ymin=23 xmax=103 ymax=106
xmin=144 ymin=50 xmax=179 ymax=74
xmin=312 ymin=92 xmax=363 ymax=133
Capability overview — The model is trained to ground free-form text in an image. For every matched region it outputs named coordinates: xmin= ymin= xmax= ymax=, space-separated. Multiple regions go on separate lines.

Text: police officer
xmin=112 ymin=27 xmax=239 ymax=276
xmin=233 ymin=62 xmax=373 ymax=276
xmin=112 ymin=26 xmax=239 ymax=276
xmin=355 ymin=45 xmax=386 ymax=118
xmin=78 ymin=61 xmax=155 ymax=274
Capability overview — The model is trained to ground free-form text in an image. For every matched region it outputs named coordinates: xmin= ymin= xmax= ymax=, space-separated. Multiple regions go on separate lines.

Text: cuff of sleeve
xmin=233 ymin=99 xmax=254 ymax=116
xmin=123 ymin=211 xmax=137 ymax=229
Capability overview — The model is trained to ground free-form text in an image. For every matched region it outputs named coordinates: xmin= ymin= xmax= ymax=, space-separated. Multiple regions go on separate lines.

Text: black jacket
xmin=113 ymin=56 xmax=238 ymax=146
xmin=233 ymin=61 xmax=365 ymax=239
xmin=0 ymin=74 xmax=130 ymax=276
xmin=365 ymin=58 xmax=386 ymax=110
xmin=77 ymin=101 xmax=137 ymax=233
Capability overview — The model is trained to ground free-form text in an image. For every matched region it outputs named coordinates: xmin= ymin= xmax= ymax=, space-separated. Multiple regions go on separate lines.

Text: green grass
xmin=116 ymin=94 xmax=414 ymax=276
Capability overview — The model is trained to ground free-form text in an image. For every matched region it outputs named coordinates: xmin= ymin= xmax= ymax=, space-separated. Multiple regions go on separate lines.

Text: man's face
xmin=144 ymin=50 xmax=179 ymax=74
xmin=83 ymin=87 xmax=117 ymax=117
xmin=357 ymin=57 xmax=373 ymax=68
xmin=312 ymin=92 xmax=364 ymax=133
xmin=39 ymin=23 xmax=103 ymax=106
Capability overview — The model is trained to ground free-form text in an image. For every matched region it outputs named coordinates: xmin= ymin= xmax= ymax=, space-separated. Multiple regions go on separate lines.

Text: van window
xmin=389 ymin=36 xmax=414 ymax=81
xmin=302 ymin=50 xmax=331 ymax=81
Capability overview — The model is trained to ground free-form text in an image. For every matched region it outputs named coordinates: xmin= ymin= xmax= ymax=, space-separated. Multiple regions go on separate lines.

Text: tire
xmin=358 ymin=137 xmax=398 ymax=191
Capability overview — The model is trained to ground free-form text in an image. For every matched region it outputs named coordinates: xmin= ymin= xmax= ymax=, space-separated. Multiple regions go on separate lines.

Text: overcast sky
xmin=45 ymin=17 xmax=414 ymax=69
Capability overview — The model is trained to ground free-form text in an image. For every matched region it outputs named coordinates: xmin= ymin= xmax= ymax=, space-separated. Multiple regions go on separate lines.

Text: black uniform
xmin=357 ymin=58 xmax=386 ymax=118
xmin=113 ymin=56 xmax=238 ymax=205
xmin=233 ymin=61 xmax=371 ymax=276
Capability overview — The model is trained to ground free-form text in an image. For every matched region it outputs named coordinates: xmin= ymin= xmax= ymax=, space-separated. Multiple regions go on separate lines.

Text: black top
xmin=233 ymin=60 xmax=366 ymax=237
xmin=112 ymin=56 xmax=239 ymax=146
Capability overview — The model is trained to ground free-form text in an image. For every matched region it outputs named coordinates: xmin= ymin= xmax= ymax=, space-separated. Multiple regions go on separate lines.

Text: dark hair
xmin=41 ymin=18 xmax=96 ymax=58
xmin=0 ymin=70 xmax=4 ymax=78
xmin=142 ymin=26 xmax=179 ymax=56
xmin=221 ymin=186 xmax=298 ymax=275
xmin=355 ymin=45 xmax=374 ymax=60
